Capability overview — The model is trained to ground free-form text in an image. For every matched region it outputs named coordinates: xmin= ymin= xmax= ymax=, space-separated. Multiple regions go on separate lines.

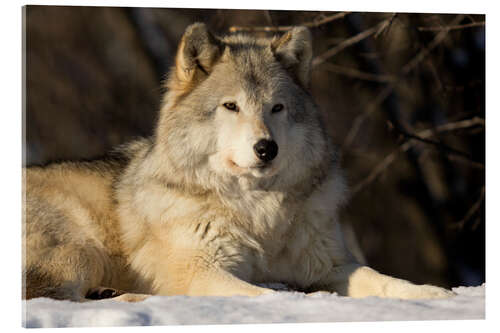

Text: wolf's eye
xmin=223 ymin=102 xmax=238 ymax=112
xmin=272 ymin=104 xmax=284 ymax=113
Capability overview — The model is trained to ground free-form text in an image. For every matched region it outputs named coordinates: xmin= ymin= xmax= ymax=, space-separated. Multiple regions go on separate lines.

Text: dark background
xmin=24 ymin=6 xmax=485 ymax=288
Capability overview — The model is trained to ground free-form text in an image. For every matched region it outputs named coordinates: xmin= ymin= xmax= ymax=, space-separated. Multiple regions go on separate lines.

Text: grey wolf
xmin=23 ymin=23 xmax=454 ymax=301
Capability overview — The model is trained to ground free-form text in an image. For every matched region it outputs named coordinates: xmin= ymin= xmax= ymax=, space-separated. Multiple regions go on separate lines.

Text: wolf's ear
xmin=271 ymin=27 xmax=313 ymax=89
xmin=174 ymin=23 xmax=223 ymax=88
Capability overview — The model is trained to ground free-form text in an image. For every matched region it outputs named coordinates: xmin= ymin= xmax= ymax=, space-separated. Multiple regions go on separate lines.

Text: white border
xmin=2 ymin=0 xmax=496 ymax=332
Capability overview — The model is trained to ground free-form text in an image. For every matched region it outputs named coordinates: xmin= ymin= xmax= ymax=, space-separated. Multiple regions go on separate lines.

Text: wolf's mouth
xmin=227 ymin=159 xmax=273 ymax=174
xmin=228 ymin=159 xmax=270 ymax=169
xmin=251 ymin=162 xmax=272 ymax=170
xmin=226 ymin=159 xmax=247 ymax=174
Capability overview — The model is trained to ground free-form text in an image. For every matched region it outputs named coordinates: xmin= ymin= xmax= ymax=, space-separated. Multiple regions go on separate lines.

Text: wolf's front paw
xmin=86 ymin=287 xmax=125 ymax=300
xmin=111 ymin=293 xmax=151 ymax=302
xmin=407 ymin=284 xmax=456 ymax=299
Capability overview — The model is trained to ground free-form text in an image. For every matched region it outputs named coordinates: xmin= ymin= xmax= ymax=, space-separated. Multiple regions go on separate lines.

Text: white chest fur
xmin=211 ymin=170 xmax=349 ymax=288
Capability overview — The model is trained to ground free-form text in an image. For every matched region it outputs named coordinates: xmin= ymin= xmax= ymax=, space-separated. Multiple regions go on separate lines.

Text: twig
xmin=416 ymin=116 xmax=484 ymax=137
xmin=418 ymin=21 xmax=485 ymax=32
xmin=303 ymin=12 xmax=351 ymax=28
xmin=374 ymin=13 xmax=397 ymax=38
xmin=401 ymin=132 xmax=473 ymax=159
xmin=350 ymin=117 xmax=484 ymax=196
xmin=312 ymin=14 xmax=396 ymax=68
xmin=446 ymin=154 xmax=485 ymax=171
xmin=350 ymin=141 xmax=411 ymax=197
xmin=342 ymin=85 xmax=394 ymax=149
xmin=449 ymin=187 xmax=485 ymax=230
xmin=342 ymin=14 xmax=465 ymax=149
xmin=400 ymin=15 xmax=465 ymax=76
xmin=390 ymin=119 xmax=482 ymax=160
xmin=263 ymin=10 xmax=273 ymax=26
xmin=228 ymin=12 xmax=350 ymax=33
xmin=323 ymin=63 xmax=396 ymax=83
xmin=419 ymin=144 xmax=484 ymax=170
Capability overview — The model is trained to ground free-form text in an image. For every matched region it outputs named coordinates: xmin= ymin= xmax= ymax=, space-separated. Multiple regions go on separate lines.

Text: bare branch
xmin=417 ymin=117 xmax=485 ymax=137
xmin=399 ymin=132 xmax=473 ymax=159
xmin=323 ymin=63 xmax=396 ymax=83
xmin=342 ymin=85 xmax=394 ymax=149
xmin=446 ymin=154 xmax=485 ymax=171
xmin=400 ymin=15 xmax=465 ymax=76
xmin=449 ymin=187 xmax=485 ymax=230
xmin=350 ymin=141 xmax=411 ymax=197
xmin=374 ymin=13 xmax=397 ymax=38
xmin=418 ymin=21 xmax=485 ymax=32
xmin=342 ymin=14 xmax=466 ymax=149
xmin=263 ymin=10 xmax=273 ymax=26
xmin=312 ymin=14 xmax=396 ymax=68
xmin=389 ymin=118 xmax=485 ymax=160
xmin=350 ymin=117 xmax=484 ymax=196
xmin=228 ymin=12 xmax=350 ymax=33
xmin=303 ymin=12 xmax=351 ymax=28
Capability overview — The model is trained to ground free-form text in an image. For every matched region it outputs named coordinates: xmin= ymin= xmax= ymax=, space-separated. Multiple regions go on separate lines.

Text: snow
xmin=23 ymin=284 xmax=484 ymax=328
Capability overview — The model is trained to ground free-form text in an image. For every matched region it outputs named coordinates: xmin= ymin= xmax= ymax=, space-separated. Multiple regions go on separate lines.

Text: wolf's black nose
xmin=253 ymin=139 xmax=278 ymax=162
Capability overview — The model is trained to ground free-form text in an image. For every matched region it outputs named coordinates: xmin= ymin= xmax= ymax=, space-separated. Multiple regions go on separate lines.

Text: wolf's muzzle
xmin=253 ymin=139 xmax=278 ymax=162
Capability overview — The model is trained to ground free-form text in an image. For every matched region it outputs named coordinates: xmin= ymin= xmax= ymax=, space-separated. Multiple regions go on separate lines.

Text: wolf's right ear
xmin=174 ymin=23 xmax=223 ymax=89
xmin=271 ymin=27 xmax=313 ymax=89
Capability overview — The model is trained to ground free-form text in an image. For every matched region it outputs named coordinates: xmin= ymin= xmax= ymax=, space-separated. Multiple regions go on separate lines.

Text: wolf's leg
xmin=24 ymin=230 xmax=112 ymax=302
xmin=185 ymin=268 xmax=274 ymax=297
xmin=325 ymin=263 xmax=455 ymax=299
xmin=24 ymin=195 xmax=116 ymax=302
xmin=131 ymin=226 xmax=275 ymax=297
xmin=151 ymin=252 xmax=274 ymax=297
xmin=23 ymin=246 xmax=111 ymax=302
xmin=24 ymin=239 xmax=114 ymax=302
xmin=23 ymin=279 xmax=88 ymax=302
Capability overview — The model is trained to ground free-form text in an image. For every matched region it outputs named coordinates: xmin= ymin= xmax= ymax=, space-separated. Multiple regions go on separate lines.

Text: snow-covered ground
xmin=23 ymin=284 xmax=484 ymax=328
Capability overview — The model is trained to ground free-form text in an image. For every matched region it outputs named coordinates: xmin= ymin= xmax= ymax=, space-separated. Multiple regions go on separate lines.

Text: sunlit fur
xmin=23 ymin=23 xmax=454 ymax=301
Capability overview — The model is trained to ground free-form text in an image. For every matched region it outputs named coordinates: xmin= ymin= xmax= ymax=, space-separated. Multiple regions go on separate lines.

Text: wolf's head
xmin=155 ymin=23 xmax=332 ymax=190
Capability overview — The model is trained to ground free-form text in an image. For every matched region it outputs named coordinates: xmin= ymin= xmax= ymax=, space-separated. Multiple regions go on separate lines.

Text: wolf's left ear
xmin=271 ymin=27 xmax=313 ymax=89
xmin=174 ymin=23 xmax=223 ymax=88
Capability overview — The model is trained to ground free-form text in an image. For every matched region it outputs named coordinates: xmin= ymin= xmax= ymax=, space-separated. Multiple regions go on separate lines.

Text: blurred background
xmin=23 ymin=6 xmax=485 ymax=289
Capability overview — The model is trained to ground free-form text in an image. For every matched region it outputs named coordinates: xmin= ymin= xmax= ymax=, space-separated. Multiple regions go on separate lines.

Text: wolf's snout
xmin=253 ymin=139 xmax=278 ymax=162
